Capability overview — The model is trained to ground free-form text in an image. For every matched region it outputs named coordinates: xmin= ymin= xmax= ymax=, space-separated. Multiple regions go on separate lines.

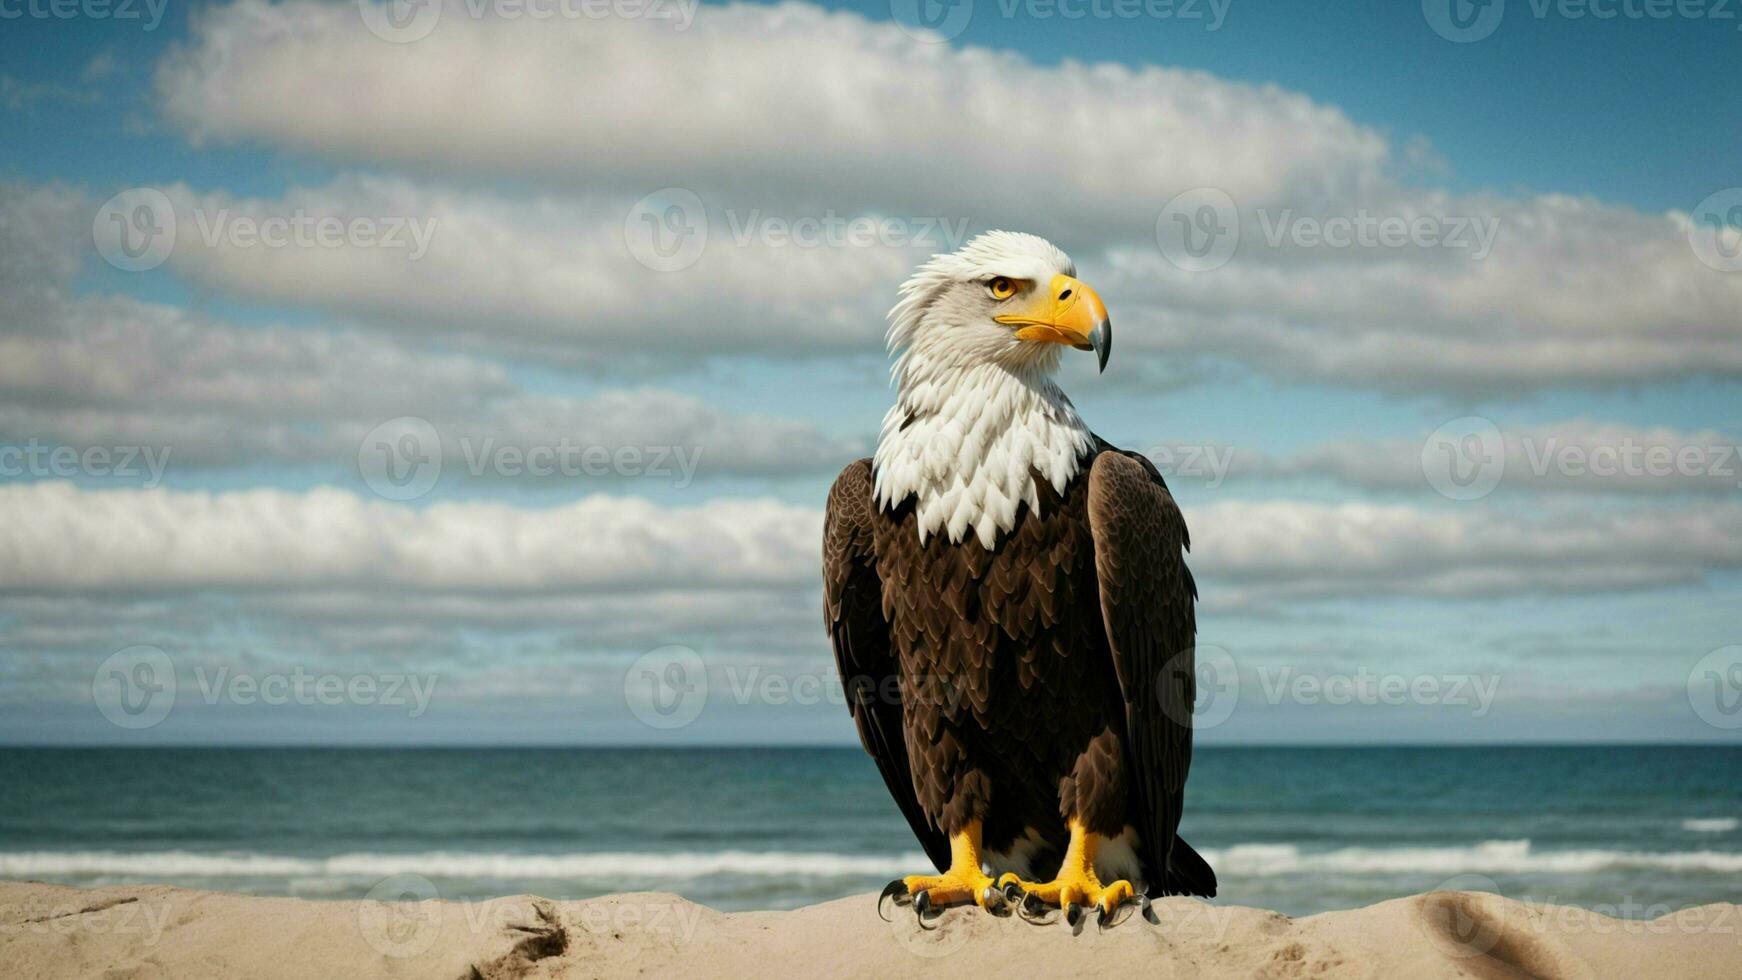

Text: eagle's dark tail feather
xmin=1155 ymin=838 xmax=1217 ymax=898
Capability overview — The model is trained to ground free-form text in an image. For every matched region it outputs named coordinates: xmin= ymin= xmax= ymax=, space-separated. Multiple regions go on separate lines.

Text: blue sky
xmin=1 ymin=0 xmax=1739 ymax=745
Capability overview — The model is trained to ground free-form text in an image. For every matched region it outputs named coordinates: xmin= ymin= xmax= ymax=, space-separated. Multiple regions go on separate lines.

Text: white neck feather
xmin=873 ymin=350 xmax=1092 ymax=550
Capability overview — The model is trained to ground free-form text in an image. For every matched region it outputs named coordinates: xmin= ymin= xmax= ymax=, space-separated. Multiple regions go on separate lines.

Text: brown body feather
xmin=824 ymin=443 xmax=1216 ymax=897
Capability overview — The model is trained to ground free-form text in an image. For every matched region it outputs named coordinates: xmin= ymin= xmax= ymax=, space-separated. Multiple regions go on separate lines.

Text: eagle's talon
xmin=980 ymin=885 xmax=1010 ymax=916
xmin=1065 ymin=903 xmax=1083 ymax=929
xmin=1140 ymin=895 xmax=1159 ymax=925
xmin=878 ymin=878 xmax=912 ymax=920
xmin=1017 ymin=898 xmax=1054 ymax=925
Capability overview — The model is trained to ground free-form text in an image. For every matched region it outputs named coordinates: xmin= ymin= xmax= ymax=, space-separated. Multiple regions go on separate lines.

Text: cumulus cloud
xmin=145 ymin=3 xmax=1742 ymax=392
xmin=7 ymin=482 xmax=1738 ymax=604
xmin=147 ymin=176 xmax=908 ymax=362
xmin=0 ymin=184 xmax=863 ymax=477
xmin=1189 ymin=499 xmax=1742 ymax=606
xmin=0 ymin=482 xmax=821 ymax=595
xmin=156 ymin=0 xmax=1384 ymax=239
xmin=1264 ymin=420 xmax=1742 ymax=497
xmin=1133 ymin=422 xmax=1742 ymax=499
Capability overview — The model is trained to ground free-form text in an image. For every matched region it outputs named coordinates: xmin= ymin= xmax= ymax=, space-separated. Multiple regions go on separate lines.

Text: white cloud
xmin=1265 ymin=420 xmax=1742 ymax=497
xmin=146 ymin=3 xmax=1742 ymax=392
xmin=1191 ymin=498 xmax=1742 ymax=605
xmin=157 ymin=0 xmax=1383 ymax=238
xmin=6 ymin=483 xmax=1738 ymax=605
xmin=0 ymin=482 xmax=821 ymax=595
xmin=148 ymin=177 xmax=907 ymax=363
xmin=0 ymin=184 xmax=863 ymax=476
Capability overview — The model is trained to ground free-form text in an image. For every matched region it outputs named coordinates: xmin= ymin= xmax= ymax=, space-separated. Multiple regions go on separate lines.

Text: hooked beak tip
xmin=1090 ymin=319 xmax=1111 ymax=374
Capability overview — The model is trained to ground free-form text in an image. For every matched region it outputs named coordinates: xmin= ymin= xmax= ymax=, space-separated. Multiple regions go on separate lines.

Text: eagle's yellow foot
xmin=878 ymin=820 xmax=1008 ymax=923
xmin=996 ymin=819 xmax=1143 ymax=929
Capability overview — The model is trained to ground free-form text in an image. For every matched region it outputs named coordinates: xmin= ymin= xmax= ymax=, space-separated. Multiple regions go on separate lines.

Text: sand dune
xmin=2 ymin=880 xmax=1738 ymax=979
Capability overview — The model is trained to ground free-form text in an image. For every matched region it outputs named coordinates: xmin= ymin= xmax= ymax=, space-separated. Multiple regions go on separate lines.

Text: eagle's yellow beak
xmin=994 ymin=273 xmax=1112 ymax=372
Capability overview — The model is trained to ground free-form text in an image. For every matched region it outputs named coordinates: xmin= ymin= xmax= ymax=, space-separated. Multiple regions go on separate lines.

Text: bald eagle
xmin=824 ymin=232 xmax=1215 ymax=926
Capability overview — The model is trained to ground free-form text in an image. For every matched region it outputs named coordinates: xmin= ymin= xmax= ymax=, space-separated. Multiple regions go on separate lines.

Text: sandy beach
xmin=3 ymin=880 xmax=1738 ymax=979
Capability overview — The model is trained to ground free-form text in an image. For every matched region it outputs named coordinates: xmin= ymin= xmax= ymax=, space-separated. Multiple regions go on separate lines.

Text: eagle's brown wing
xmin=1086 ymin=449 xmax=1201 ymax=892
xmin=824 ymin=459 xmax=951 ymax=872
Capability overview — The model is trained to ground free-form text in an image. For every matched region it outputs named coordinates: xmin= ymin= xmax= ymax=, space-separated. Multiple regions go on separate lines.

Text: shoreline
xmin=3 ymin=880 xmax=1739 ymax=978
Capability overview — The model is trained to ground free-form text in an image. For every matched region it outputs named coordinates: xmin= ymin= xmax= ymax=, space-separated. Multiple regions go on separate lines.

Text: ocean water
xmin=2 ymin=746 xmax=1738 ymax=916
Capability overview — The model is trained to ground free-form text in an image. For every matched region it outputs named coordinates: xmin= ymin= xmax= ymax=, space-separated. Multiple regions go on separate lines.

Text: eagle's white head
xmin=873 ymin=231 xmax=1112 ymax=549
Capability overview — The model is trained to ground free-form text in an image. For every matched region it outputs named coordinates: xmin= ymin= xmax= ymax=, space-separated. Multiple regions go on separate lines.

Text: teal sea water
xmin=3 ymin=746 xmax=1739 ymax=916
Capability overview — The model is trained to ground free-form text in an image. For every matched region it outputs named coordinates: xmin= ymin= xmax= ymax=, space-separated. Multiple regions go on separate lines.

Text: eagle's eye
xmin=987 ymin=277 xmax=1018 ymax=300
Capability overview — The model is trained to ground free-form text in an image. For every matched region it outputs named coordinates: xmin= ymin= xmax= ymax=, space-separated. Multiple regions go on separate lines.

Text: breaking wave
xmin=0 ymin=850 xmax=927 ymax=880
xmin=7 ymin=839 xmax=1742 ymax=882
xmin=1196 ymin=839 xmax=1742 ymax=876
